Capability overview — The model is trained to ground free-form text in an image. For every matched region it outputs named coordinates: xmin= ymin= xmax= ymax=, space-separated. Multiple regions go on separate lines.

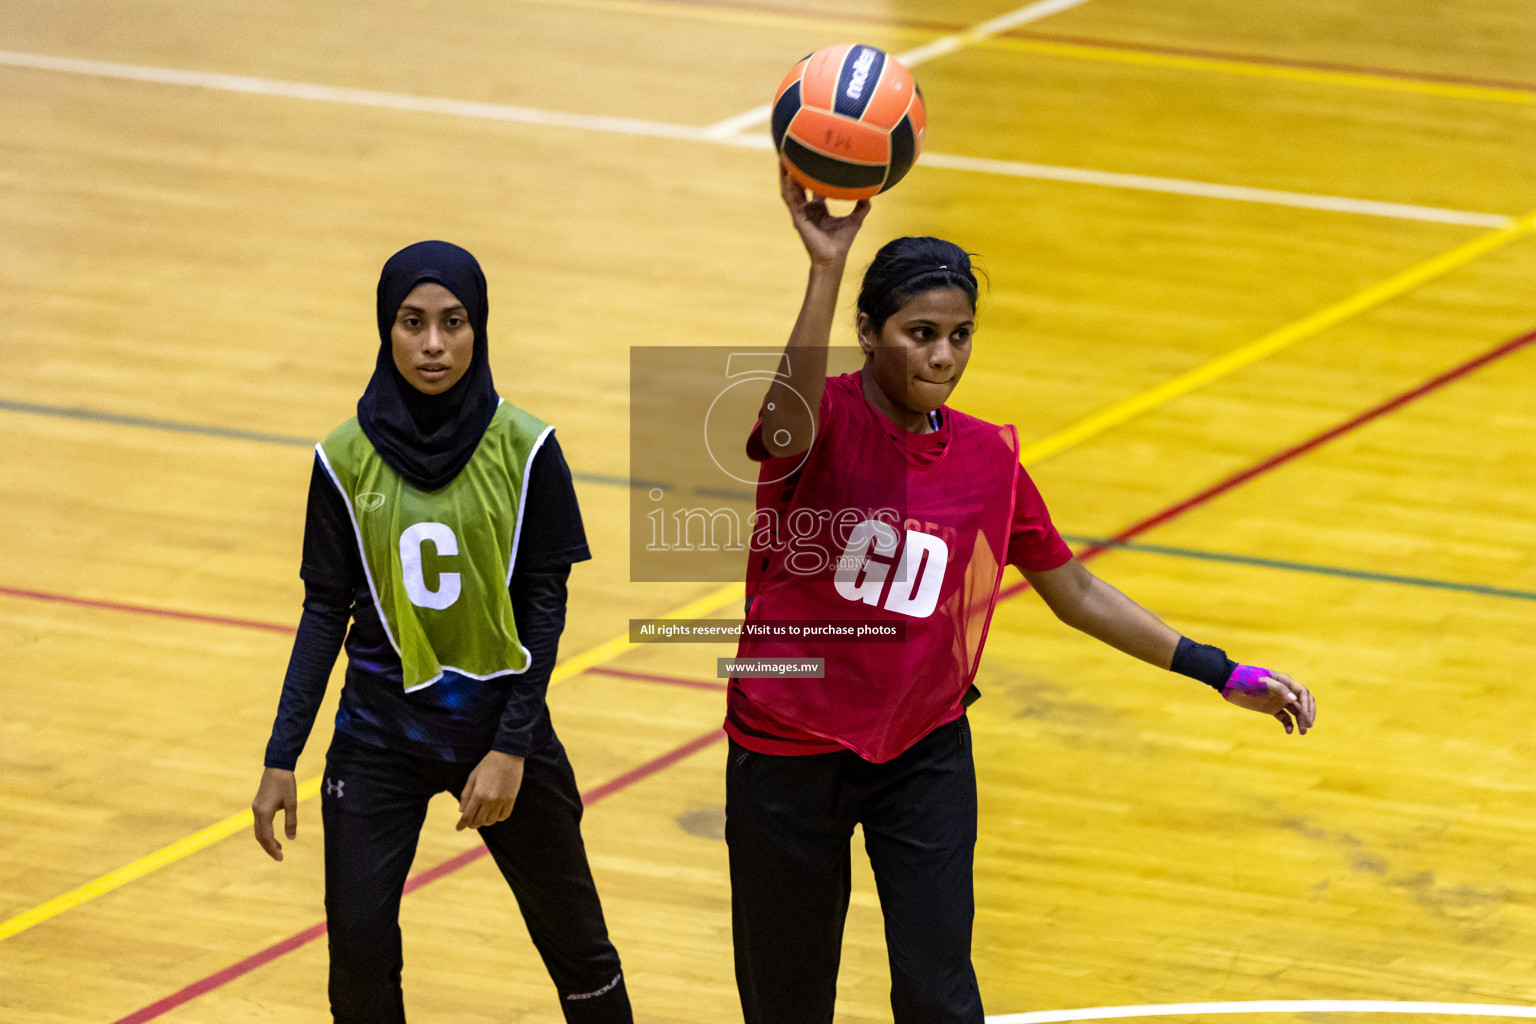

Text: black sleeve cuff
xmin=490 ymin=708 xmax=550 ymax=758
xmin=1170 ymin=636 xmax=1237 ymax=692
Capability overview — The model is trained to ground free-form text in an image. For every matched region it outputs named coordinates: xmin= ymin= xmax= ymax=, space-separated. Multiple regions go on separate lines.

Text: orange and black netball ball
xmin=771 ymin=44 xmax=927 ymax=201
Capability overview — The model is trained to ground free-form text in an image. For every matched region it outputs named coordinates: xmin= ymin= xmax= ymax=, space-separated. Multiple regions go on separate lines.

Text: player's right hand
xmin=252 ymin=767 xmax=299 ymax=862
xmin=780 ymin=161 xmax=870 ymax=268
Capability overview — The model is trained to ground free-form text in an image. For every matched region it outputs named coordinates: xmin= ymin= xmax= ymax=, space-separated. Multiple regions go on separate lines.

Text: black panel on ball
xmin=880 ymin=116 xmax=916 ymax=193
xmin=834 ymin=46 xmax=886 ymax=120
xmin=771 ymin=81 xmax=802 ymax=154
xmin=782 ymin=136 xmax=887 ymax=190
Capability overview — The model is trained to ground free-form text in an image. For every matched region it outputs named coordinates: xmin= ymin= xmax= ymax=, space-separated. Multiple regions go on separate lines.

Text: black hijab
xmin=357 ymin=241 xmax=500 ymax=491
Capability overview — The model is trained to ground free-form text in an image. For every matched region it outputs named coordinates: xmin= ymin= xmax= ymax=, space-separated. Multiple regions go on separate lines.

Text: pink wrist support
xmin=1224 ymin=664 xmax=1271 ymax=696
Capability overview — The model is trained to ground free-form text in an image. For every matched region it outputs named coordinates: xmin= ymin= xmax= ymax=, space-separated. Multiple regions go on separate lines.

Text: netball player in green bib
xmin=250 ymin=241 xmax=632 ymax=1024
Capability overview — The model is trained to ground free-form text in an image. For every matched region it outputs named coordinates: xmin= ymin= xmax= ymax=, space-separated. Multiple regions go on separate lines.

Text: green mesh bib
xmin=318 ymin=400 xmax=551 ymax=690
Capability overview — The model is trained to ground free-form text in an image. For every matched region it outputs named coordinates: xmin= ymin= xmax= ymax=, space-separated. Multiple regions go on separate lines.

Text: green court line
xmin=0 ymin=398 xmax=317 ymax=446
xmin=1063 ymin=533 xmax=1536 ymax=602
xmin=8 ymin=397 xmax=1532 ymax=596
xmin=0 ymin=398 xmax=637 ymax=490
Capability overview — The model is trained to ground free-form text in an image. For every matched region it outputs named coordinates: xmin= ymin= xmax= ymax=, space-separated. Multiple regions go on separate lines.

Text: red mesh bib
xmin=731 ymin=377 xmax=1019 ymax=762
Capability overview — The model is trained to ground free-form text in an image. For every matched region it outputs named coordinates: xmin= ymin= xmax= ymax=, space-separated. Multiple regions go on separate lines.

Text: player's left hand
xmin=1222 ymin=668 xmax=1316 ymax=735
xmin=456 ymin=750 xmax=525 ymax=830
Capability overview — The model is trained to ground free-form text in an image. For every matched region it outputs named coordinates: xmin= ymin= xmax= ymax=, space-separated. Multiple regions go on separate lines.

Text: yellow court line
xmin=0 ymin=772 xmax=317 ymax=943
xmin=548 ymin=580 xmax=745 ymax=681
xmin=527 ymin=0 xmax=1536 ymax=108
xmin=1019 ymin=210 xmax=1536 ymax=466
xmin=984 ymin=36 xmax=1536 ymax=106
xmin=0 ymin=581 xmax=745 ymax=943
xmin=7 ymin=213 xmax=1534 ymax=943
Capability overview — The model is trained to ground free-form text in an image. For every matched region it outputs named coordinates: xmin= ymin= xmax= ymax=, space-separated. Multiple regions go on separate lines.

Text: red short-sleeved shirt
xmin=728 ymin=373 xmax=1073 ymax=755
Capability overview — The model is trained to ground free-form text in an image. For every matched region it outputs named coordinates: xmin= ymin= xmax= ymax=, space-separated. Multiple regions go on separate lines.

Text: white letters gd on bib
xmin=400 ymin=522 xmax=462 ymax=610
xmin=833 ymin=519 xmax=948 ymax=618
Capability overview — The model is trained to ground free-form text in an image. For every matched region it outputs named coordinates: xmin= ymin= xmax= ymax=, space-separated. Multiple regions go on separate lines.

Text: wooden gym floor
xmin=1 ymin=0 xmax=1534 ymax=1021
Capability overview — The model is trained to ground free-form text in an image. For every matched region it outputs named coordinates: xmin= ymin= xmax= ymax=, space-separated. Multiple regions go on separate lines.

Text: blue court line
xmin=1063 ymin=533 xmax=1536 ymax=602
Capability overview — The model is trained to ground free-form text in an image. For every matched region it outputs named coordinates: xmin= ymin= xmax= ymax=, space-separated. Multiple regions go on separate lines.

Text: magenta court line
xmin=1000 ymin=326 xmax=1536 ymax=600
xmin=109 ymin=726 xmax=727 ymax=1024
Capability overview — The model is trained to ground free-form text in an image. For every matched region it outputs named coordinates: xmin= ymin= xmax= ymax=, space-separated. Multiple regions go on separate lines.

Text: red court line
xmin=113 ymin=922 xmax=329 ymax=1024
xmin=57 ymin=327 xmax=1536 ymax=1019
xmin=1000 ymin=327 xmax=1536 ymax=599
xmin=581 ymin=727 xmax=725 ymax=803
xmin=22 ymin=333 xmax=1535 ymax=632
xmin=0 ymin=584 xmax=730 ymax=697
xmin=629 ymin=0 xmax=961 ymax=33
xmin=616 ymin=0 xmax=1536 ymax=95
xmin=109 ymin=727 xmax=727 ymax=1024
xmin=1008 ymin=29 xmax=1536 ymax=94
xmin=0 ymin=585 xmax=295 ymax=634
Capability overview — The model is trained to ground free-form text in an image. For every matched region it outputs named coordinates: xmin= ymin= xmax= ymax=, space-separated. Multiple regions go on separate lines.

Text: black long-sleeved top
xmin=263 ymin=435 xmax=590 ymax=769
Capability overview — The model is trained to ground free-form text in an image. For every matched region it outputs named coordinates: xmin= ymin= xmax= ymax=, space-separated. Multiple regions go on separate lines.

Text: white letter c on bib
xmin=400 ymin=522 xmax=462 ymax=610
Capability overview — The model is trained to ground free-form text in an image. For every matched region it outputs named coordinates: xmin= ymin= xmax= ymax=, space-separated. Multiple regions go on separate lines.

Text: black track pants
xmin=726 ymin=716 xmax=983 ymax=1024
xmin=321 ymin=729 xmax=631 ymax=1024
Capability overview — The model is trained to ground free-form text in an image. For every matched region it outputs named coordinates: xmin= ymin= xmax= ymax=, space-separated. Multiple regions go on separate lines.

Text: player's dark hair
xmin=857 ymin=236 xmax=983 ymax=334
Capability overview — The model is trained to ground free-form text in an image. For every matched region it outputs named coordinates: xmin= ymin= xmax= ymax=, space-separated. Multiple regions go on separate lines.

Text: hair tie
xmin=896 ymin=263 xmax=955 ymax=291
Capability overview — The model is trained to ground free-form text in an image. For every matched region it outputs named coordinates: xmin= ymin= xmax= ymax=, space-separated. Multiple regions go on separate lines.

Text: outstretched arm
xmin=1024 ymin=556 xmax=1180 ymax=668
xmin=1022 ymin=557 xmax=1316 ymax=735
xmin=759 ymin=163 xmax=871 ymax=458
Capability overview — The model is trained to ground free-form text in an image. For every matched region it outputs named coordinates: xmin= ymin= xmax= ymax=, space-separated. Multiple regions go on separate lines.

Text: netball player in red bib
xmin=724 ymin=167 xmax=1318 ymax=1024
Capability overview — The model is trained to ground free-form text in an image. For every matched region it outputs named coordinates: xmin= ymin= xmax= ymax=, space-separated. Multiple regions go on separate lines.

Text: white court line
xmin=899 ymin=0 xmax=1102 ymax=67
xmin=920 ymin=151 xmax=1512 ymax=227
xmin=0 ymin=49 xmax=1511 ymax=228
xmin=700 ymin=0 xmax=1098 ymax=139
xmin=715 ymin=131 xmax=1506 ymax=226
xmin=0 ymin=49 xmax=711 ymax=141
xmin=985 ymin=1000 xmax=1536 ymax=1023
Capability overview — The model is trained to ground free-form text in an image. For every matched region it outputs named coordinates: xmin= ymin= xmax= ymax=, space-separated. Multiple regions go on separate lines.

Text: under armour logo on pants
xmin=325 ymin=778 xmax=345 ymax=798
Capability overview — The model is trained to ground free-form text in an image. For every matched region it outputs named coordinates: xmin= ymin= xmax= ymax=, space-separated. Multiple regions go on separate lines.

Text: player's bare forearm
xmin=1026 ymin=560 xmax=1317 ymax=734
xmin=761 ymin=264 xmax=839 ymax=457
xmin=1022 ymin=558 xmax=1180 ymax=669
xmin=763 ymin=163 xmax=871 ymax=458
